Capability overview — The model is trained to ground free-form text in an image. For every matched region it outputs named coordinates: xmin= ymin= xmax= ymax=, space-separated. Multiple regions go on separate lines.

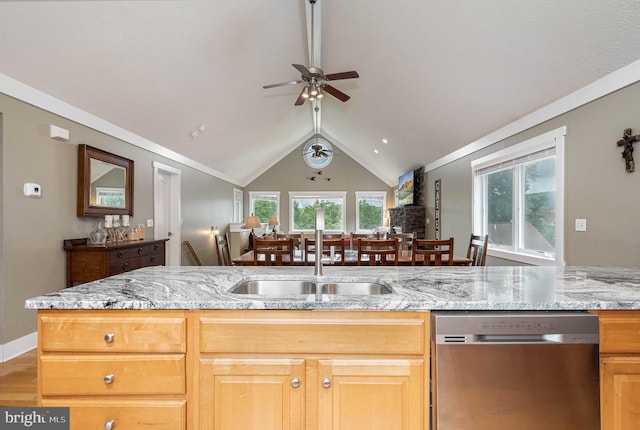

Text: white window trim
xmin=249 ymin=191 xmax=280 ymax=226
xmin=288 ymin=191 xmax=347 ymax=233
xmin=472 ymin=126 xmax=565 ymax=266
xmin=355 ymin=191 xmax=387 ymax=233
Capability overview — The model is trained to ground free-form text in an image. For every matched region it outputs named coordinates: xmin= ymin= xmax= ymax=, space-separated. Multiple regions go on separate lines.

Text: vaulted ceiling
xmin=1 ymin=0 xmax=639 ymax=186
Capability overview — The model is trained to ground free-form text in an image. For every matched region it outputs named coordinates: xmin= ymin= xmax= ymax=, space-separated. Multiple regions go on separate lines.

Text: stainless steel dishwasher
xmin=431 ymin=311 xmax=600 ymax=430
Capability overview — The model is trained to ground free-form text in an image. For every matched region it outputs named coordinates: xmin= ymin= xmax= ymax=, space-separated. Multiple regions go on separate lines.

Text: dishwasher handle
xmin=437 ymin=333 xmax=599 ymax=345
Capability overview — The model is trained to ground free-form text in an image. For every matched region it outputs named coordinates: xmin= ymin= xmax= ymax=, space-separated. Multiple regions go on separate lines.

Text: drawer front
xmin=599 ymin=311 xmax=640 ymax=353
xmin=200 ymin=310 xmax=428 ymax=355
xmin=41 ymin=399 xmax=186 ymax=430
xmin=41 ymin=354 xmax=185 ymax=395
xmin=40 ymin=313 xmax=186 ymax=353
xmin=109 ymin=248 xmax=132 ymax=263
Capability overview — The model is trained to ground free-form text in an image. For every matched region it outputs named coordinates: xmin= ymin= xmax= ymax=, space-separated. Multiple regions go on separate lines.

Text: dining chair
xmin=276 ymin=233 xmax=304 ymax=250
xmin=253 ymin=238 xmax=295 ymax=266
xmin=467 ymin=233 xmax=489 ymax=266
xmin=388 ymin=232 xmax=416 ymax=258
xmin=357 ymin=238 xmax=399 ymax=265
xmin=304 ymin=237 xmax=345 ymax=265
xmin=214 ymin=233 xmax=233 ymax=266
xmin=412 ymin=238 xmax=454 ymax=266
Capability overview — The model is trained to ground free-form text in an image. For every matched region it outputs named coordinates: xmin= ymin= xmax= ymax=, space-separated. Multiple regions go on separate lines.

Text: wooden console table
xmin=63 ymin=238 xmax=168 ymax=288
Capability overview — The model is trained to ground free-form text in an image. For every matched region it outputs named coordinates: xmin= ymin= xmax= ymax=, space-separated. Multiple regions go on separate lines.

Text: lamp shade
xmin=268 ymin=216 xmax=279 ymax=226
xmin=245 ymin=215 xmax=261 ymax=229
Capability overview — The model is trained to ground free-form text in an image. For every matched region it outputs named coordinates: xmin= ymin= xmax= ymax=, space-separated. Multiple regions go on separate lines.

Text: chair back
xmin=275 ymin=233 xmax=304 ymax=250
xmin=388 ymin=232 xmax=415 ymax=257
xmin=357 ymin=238 xmax=399 ymax=265
xmin=253 ymin=238 xmax=295 ymax=266
xmin=412 ymin=238 xmax=455 ymax=266
xmin=304 ymin=237 xmax=346 ymax=265
xmin=323 ymin=233 xmax=344 ymax=239
xmin=466 ymin=234 xmax=488 ymax=266
xmin=214 ymin=234 xmax=232 ymax=266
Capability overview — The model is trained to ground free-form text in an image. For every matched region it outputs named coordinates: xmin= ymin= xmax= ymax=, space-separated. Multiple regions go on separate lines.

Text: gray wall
xmin=426 ymin=81 xmax=640 ymax=266
xmin=245 ymin=143 xmax=394 ymax=234
xmin=0 ymin=94 xmax=237 ymax=347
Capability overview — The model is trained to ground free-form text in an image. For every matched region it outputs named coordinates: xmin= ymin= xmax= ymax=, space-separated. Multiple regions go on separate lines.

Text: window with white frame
xmin=95 ymin=187 xmax=125 ymax=207
xmin=289 ymin=191 xmax=346 ymax=232
xmin=355 ymin=191 xmax=387 ymax=232
xmin=249 ymin=191 xmax=280 ymax=225
xmin=472 ymin=126 xmax=565 ymax=265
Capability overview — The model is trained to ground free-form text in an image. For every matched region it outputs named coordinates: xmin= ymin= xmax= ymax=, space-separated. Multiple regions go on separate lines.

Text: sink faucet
xmin=314 ymin=207 xmax=324 ymax=279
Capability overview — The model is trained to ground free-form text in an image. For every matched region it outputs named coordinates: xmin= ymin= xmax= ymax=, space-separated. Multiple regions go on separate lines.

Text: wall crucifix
xmin=616 ymin=128 xmax=640 ymax=173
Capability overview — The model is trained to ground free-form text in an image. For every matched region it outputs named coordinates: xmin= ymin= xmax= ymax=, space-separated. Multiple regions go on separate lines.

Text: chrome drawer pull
xmin=104 ymin=333 xmax=114 ymax=343
xmin=104 ymin=420 xmax=115 ymax=430
xmin=322 ymin=378 xmax=331 ymax=388
xmin=291 ymin=377 xmax=300 ymax=388
xmin=103 ymin=374 xmax=114 ymax=384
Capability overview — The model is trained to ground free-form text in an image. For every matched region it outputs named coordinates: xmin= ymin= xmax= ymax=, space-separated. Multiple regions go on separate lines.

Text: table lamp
xmin=268 ymin=216 xmax=279 ymax=233
xmin=245 ymin=214 xmax=261 ymax=249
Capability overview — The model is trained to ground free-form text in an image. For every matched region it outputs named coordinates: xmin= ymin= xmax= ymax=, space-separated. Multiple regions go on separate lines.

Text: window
xmin=289 ymin=191 xmax=346 ymax=232
xmin=472 ymin=127 xmax=565 ymax=265
xmin=249 ymin=191 xmax=280 ymax=224
xmin=355 ymin=191 xmax=387 ymax=232
xmin=95 ymin=187 xmax=125 ymax=207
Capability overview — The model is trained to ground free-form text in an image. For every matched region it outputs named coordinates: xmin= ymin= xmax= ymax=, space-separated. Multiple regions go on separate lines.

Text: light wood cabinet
xmin=197 ymin=310 xmax=429 ymax=430
xmin=38 ymin=310 xmax=188 ymax=430
xmin=38 ymin=309 xmax=428 ymax=430
xmin=598 ymin=310 xmax=640 ymax=430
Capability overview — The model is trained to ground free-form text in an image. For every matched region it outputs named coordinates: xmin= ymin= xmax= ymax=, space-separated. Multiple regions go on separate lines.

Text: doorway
xmin=153 ymin=162 xmax=181 ymax=266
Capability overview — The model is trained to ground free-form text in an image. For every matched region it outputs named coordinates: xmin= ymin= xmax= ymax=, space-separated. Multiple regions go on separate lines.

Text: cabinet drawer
xmin=200 ymin=310 xmax=427 ymax=355
xmin=41 ymin=354 xmax=185 ymax=395
xmin=41 ymin=399 xmax=186 ymax=430
xmin=40 ymin=312 xmax=186 ymax=352
xmin=109 ymin=248 xmax=132 ymax=263
xmin=599 ymin=311 xmax=640 ymax=353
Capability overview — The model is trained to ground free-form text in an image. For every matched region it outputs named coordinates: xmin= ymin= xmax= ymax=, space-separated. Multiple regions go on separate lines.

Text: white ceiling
xmin=1 ymin=0 xmax=640 ymax=186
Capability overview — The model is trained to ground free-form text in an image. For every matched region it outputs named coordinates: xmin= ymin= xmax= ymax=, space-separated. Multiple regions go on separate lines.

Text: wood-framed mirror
xmin=77 ymin=144 xmax=134 ymax=217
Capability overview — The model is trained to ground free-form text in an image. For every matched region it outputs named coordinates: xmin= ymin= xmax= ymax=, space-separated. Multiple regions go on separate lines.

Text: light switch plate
xmin=575 ymin=218 xmax=587 ymax=232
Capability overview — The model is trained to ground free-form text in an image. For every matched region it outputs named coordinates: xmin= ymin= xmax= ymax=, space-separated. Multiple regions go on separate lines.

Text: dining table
xmin=231 ymin=249 xmax=473 ymax=266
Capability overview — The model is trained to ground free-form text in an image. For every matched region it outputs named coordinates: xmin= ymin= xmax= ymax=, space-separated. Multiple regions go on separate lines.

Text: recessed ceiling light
xmin=374 ymin=149 xmax=379 ymax=154
xmin=382 ymin=138 xmax=388 ymax=144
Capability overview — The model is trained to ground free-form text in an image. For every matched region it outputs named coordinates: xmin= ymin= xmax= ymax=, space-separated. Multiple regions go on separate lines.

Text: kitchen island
xmin=26 ymin=265 xmax=640 ymax=430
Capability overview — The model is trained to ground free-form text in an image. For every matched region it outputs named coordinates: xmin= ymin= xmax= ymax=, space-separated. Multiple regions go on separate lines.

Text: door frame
xmin=153 ymin=161 xmax=182 ymax=266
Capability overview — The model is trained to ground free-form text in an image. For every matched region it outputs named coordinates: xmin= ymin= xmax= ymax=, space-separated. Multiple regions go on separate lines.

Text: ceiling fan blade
xmin=323 ymin=84 xmax=350 ymax=102
xmin=263 ymin=80 xmax=303 ymax=89
xmin=325 ymin=71 xmax=359 ymax=81
xmin=292 ymin=64 xmax=312 ymax=80
xmin=294 ymin=87 xmax=307 ymax=106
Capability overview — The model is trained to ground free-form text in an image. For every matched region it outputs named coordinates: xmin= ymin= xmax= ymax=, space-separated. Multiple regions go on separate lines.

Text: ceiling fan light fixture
xmin=316 ymin=88 xmax=323 ymax=99
xmin=310 ymin=83 xmax=319 ymax=97
xmin=302 ymin=86 xmax=310 ymax=99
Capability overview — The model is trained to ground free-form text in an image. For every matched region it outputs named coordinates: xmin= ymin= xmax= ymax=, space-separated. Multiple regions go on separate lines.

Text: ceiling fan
xmin=263 ymin=64 xmax=359 ymax=106
xmin=262 ymin=0 xmax=359 ymax=106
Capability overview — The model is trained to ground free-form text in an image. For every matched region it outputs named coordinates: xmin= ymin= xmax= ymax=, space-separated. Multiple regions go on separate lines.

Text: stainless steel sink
xmin=319 ymin=282 xmax=392 ymax=295
xmin=229 ymin=280 xmax=392 ymax=296
xmin=229 ymin=280 xmax=316 ymax=296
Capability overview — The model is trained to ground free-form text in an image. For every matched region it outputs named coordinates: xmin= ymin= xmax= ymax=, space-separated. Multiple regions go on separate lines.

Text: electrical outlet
xmin=575 ymin=219 xmax=587 ymax=232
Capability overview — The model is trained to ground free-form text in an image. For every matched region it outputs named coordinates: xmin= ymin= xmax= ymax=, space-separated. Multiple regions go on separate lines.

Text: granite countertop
xmin=24 ymin=265 xmax=640 ymax=311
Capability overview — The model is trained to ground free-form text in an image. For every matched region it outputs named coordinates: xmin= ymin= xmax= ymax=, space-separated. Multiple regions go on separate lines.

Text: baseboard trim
xmin=1 ymin=332 xmax=37 ymax=363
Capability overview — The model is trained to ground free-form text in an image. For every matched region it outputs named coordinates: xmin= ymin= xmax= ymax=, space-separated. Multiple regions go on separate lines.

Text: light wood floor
xmin=0 ymin=349 xmax=37 ymax=406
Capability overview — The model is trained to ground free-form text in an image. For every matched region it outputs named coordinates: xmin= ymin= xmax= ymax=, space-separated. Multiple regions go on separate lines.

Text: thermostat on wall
xmin=23 ymin=182 xmax=42 ymax=197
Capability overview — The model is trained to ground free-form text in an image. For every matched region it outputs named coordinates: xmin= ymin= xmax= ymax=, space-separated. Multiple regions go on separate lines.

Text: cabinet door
xmin=200 ymin=358 xmax=305 ymax=430
xmin=601 ymin=357 xmax=640 ymax=430
xmin=317 ymin=359 xmax=424 ymax=430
